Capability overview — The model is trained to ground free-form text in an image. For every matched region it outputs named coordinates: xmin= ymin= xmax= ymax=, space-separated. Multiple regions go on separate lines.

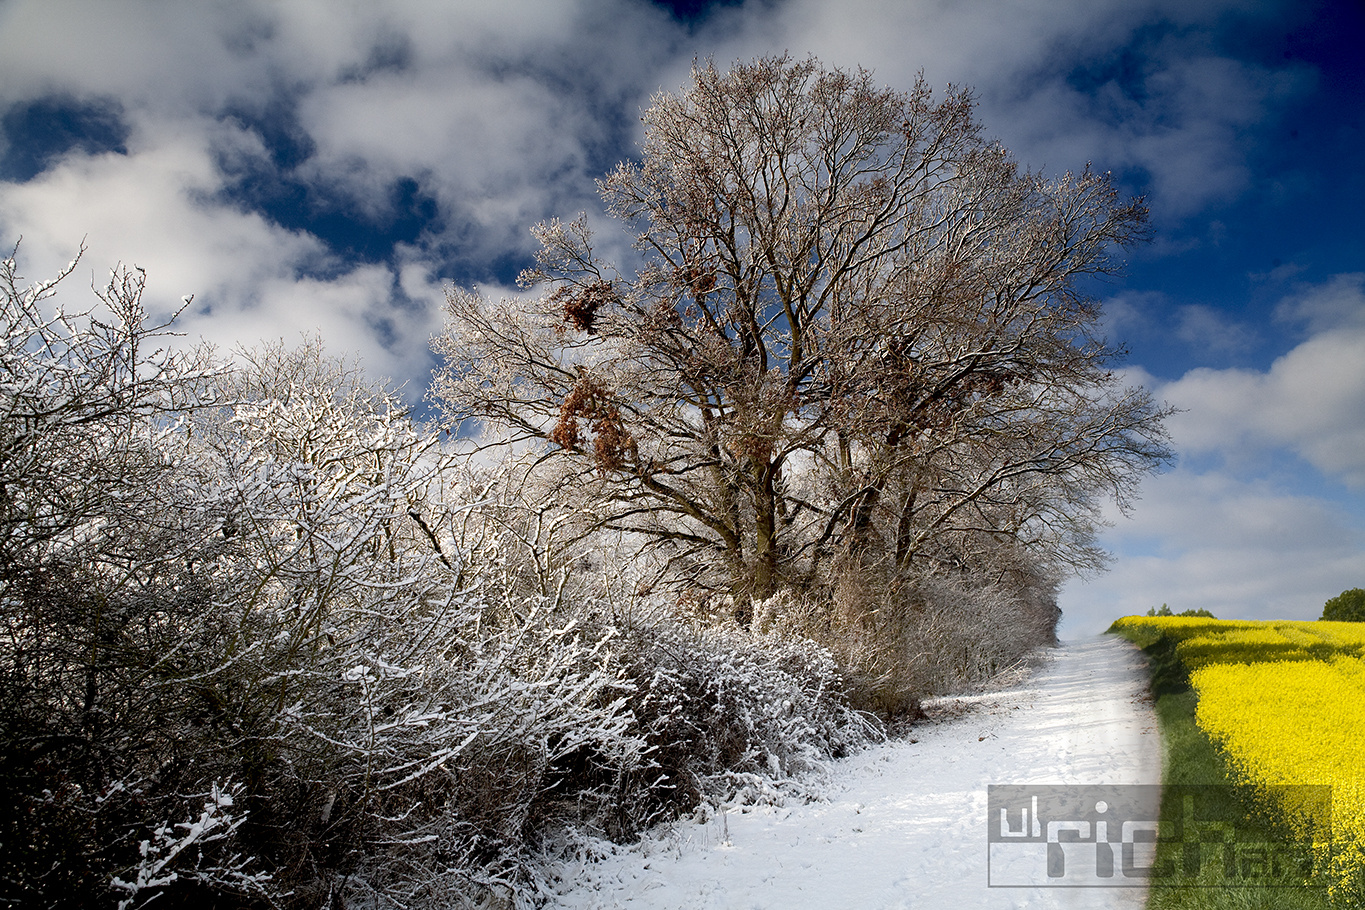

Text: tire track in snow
xmin=548 ymin=634 xmax=1162 ymax=909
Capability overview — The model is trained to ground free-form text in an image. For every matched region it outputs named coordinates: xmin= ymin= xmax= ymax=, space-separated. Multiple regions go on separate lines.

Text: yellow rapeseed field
xmin=1111 ymin=616 xmax=1365 ymax=901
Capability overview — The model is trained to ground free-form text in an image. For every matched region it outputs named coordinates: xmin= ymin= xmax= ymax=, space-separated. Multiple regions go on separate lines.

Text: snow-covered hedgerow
xmin=757 ymin=558 xmax=1061 ymax=721
xmin=600 ymin=619 xmax=883 ymax=838
xmin=1 ymin=252 xmax=891 ymax=910
xmin=125 ymin=344 xmax=656 ymax=909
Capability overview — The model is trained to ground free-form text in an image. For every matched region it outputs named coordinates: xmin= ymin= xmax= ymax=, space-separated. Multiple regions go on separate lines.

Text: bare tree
xmin=432 ymin=55 xmax=1170 ymax=621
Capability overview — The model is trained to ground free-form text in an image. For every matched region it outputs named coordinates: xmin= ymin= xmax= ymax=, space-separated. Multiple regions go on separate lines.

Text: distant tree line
xmin=1146 ymin=604 xmax=1217 ymax=618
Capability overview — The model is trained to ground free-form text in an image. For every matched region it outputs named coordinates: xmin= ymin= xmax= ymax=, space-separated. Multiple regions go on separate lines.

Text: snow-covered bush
xmin=761 ymin=557 xmax=1059 ymax=719
xmin=109 ymin=783 xmax=271 ymax=910
xmin=598 ymin=618 xmax=881 ymax=837
xmin=0 ymin=249 xmax=232 ymax=907
xmin=0 ymin=257 xmax=645 ymax=909
xmin=164 ymin=343 xmax=652 ymax=907
xmin=898 ymin=572 xmax=1058 ymax=693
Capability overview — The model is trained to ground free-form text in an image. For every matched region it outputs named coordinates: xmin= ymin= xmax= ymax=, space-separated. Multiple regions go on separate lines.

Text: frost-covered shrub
xmin=283 ymin=598 xmax=643 ymax=910
xmin=109 ymin=783 xmax=271 ymax=910
xmin=0 ymin=252 xmax=251 ymax=908
xmin=763 ymin=559 xmax=1059 ymax=719
xmin=599 ymin=619 xmax=880 ymax=838
xmin=0 ymin=266 xmax=646 ymax=910
xmin=900 ymin=573 xmax=1059 ymax=693
xmin=157 ymin=346 xmax=649 ymax=908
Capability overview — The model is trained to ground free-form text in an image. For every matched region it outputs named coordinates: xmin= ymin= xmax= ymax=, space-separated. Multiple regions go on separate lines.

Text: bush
xmin=0 ymin=252 xmax=883 ymax=909
xmin=0 ymin=256 xmax=645 ymax=909
xmin=1322 ymin=588 xmax=1365 ymax=622
xmin=755 ymin=559 xmax=1059 ymax=721
xmin=600 ymin=619 xmax=880 ymax=836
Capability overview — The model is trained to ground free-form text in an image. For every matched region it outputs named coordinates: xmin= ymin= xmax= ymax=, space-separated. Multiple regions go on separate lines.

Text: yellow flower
xmin=1114 ymin=615 xmax=1365 ymax=899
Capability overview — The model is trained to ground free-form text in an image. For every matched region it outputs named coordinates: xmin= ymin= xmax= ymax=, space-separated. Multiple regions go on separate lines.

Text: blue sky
xmin=1 ymin=0 xmax=1361 ymax=634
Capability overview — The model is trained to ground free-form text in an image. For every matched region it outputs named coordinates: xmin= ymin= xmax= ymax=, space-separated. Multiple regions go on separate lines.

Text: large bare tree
xmin=432 ymin=55 xmax=1171 ymax=617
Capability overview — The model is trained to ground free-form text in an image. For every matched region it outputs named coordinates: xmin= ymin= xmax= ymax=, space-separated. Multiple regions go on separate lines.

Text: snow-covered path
xmin=549 ymin=634 xmax=1162 ymax=909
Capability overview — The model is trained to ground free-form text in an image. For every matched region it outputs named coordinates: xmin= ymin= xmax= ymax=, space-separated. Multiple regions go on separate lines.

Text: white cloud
xmin=0 ymin=112 xmax=447 ymax=389
xmin=1060 ymin=467 xmax=1364 ymax=634
xmin=698 ymin=0 xmax=1307 ymax=221
xmin=1 ymin=0 xmax=1310 ymax=244
xmin=1 ymin=0 xmax=1312 ymax=314
xmin=0 ymin=0 xmax=680 ymax=394
xmin=1164 ymin=320 xmax=1365 ymax=488
xmin=295 ymin=66 xmax=594 ymax=263
xmin=1098 ymin=289 xmax=1165 ymax=342
xmin=1277 ymin=272 xmax=1365 ymax=333
xmin=1060 ymin=274 xmax=1365 ymax=635
xmin=0 ymin=1 xmax=274 ymax=111
xmin=0 ymin=115 xmax=317 ymax=291
xmin=1173 ymin=304 xmax=1259 ymax=354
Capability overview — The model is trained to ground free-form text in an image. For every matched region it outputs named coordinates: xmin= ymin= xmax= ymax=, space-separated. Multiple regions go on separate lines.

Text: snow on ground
xmin=546 ymin=634 xmax=1161 ymax=909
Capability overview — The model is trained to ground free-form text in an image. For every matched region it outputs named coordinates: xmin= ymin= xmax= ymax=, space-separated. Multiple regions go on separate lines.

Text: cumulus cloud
xmin=1164 ymin=278 xmax=1365 ymax=488
xmin=702 ymin=0 xmax=1308 ymax=220
xmin=0 ymin=0 xmax=1312 ymax=393
xmin=1060 ymin=466 xmax=1364 ymax=633
xmin=0 ymin=0 xmax=680 ymax=392
xmin=1060 ymin=274 xmax=1365 ymax=634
